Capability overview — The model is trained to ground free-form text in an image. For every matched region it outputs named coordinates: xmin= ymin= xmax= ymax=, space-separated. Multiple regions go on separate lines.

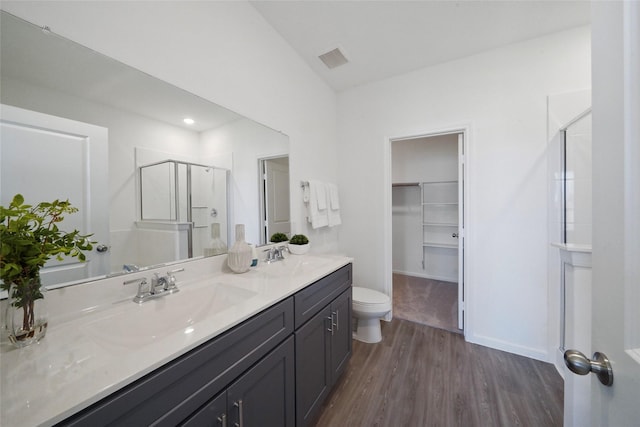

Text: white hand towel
xmin=307 ymin=180 xmax=329 ymax=228
xmin=315 ymin=180 xmax=327 ymax=210
xmin=328 ymin=183 xmax=340 ymax=209
xmin=327 ymin=183 xmax=342 ymax=227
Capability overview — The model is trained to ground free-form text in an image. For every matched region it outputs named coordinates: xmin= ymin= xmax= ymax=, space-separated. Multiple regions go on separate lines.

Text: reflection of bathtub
xmin=135 ymin=221 xmax=191 ymax=266
xmin=553 ymin=243 xmax=592 ymax=427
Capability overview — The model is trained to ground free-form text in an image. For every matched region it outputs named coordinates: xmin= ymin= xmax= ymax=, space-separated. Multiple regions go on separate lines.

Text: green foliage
xmin=289 ymin=234 xmax=309 ymax=245
xmin=269 ymin=232 xmax=288 ymax=243
xmin=0 ymin=194 xmax=94 ymax=309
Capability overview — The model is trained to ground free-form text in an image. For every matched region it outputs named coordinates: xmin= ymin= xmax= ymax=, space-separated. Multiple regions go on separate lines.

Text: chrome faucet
xmin=264 ymin=245 xmax=288 ymax=263
xmin=123 ymin=268 xmax=184 ymax=304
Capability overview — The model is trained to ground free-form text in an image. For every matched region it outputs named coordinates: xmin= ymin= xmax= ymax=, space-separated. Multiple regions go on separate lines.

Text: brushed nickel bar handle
xmin=326 ymin=316 xmax=334 ymax=335
xmin=233 ymin=399 xmax=244 ymax=427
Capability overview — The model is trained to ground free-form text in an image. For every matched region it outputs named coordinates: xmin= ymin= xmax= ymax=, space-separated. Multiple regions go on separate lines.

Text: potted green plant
xmin=0 ymin=194 xmax=93 ymax=347
xmin=288 ymin=234 xmax=310 ymax=255
xmin=269 ymin=232 xmax=288 ymax=243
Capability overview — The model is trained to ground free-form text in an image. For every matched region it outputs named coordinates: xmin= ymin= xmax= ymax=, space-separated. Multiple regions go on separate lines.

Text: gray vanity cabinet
xmin=58 ymin=298 xmax=293 ymax=427
xmin=181 ymin=393 xmax=226 ymax=427
xmin=183 ymin=336 xmax=295 ymax=427
xmin=57 ymin=263 xmax=352 ymax=427
xmin=294 ymin=264 xmax=352 ymax=427
xmin=329 ymin=288 xmax=352 ymax=382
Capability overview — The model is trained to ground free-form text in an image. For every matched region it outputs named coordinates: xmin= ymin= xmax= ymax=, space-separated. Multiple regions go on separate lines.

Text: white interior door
xmin=457 ymin=133 xmax=465 ymax=330
xmin=0 ymin=104 xmax=109 ymax=286
xmin=579 ymin=2 xmax=640 ymax=424
xmin=261 ymin=157 xmax=290 ymax=242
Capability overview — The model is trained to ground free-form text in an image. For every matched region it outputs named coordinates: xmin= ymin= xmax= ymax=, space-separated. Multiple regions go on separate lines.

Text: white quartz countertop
xmin=0 ymin=253 xmax=352 ymax=427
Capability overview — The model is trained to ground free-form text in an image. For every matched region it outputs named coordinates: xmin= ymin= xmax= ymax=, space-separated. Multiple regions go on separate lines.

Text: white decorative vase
xmin=288 ymin=243 xmax=310 ymax=255
xmin=227 ymin=224 xmax=253 ymax=273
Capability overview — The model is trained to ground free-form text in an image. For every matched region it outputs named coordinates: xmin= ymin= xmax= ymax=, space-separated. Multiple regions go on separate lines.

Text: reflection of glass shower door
xmin=190 ymin=165 xmax=229 ymax=257
xmin=139 ymin=160 xmax=228 ymax=260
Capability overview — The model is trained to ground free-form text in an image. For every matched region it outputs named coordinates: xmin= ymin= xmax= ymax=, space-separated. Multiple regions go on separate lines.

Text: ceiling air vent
xmin=318 ymin=47 xmax=348 ymax=69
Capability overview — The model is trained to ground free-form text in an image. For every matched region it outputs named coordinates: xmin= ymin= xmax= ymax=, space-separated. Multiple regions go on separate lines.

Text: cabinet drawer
xmin=59 ymin=298 xmax=294 ymax=427
xmin=294 ymin=263 xmax=352 ymax=329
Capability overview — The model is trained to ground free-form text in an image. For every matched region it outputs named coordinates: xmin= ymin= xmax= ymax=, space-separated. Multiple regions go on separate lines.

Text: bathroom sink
xmin=81 ymin=282 xmax=257 ymax=349
xmin=259 ymin=255 xmax=333 ymax=278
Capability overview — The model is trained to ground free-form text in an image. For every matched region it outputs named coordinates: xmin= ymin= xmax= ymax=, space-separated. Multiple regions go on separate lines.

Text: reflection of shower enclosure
xmin=561 ymin=110 xmax=592 ymax=245
xmin=139 ymin=160 xmax=229 ymax=265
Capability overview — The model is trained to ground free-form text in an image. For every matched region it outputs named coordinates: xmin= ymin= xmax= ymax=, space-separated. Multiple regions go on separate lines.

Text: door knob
xmin=564 ymin=349 xmax=614 ymax=386
xmin=452 ymin=233 xmax=459 ymax=238
xmin=96 ymin=244 xmax=109 ymax=253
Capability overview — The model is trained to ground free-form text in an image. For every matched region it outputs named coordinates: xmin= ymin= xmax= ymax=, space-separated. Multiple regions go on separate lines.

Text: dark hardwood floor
xmin=313 ymin=319 xmax=563 ymax=427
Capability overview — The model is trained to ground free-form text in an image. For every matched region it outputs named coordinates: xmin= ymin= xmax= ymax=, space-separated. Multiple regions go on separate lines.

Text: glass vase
xmin=227 ymin=224 xmax=253 ymax=273
xmin=203 ymin=222 xmax=228 ymax=256
xmin=5 ymin=280 xmax=48 ymax=348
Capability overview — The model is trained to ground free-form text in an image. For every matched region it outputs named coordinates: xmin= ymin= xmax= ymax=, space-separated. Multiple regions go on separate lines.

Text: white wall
xmin=1 ymin=0 xmax=340 ymax=252
xmin=338 ymin=26 xmax=591 ymax=360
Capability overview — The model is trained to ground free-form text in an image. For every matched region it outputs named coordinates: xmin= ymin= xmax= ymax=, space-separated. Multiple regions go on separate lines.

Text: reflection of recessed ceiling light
xmin=183 ymin=118 xmax=195 ymax=125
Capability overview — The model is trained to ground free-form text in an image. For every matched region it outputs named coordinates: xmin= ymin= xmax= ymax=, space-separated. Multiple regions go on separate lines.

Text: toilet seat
xmin=352 ymin=287 xmax=391 ymax=313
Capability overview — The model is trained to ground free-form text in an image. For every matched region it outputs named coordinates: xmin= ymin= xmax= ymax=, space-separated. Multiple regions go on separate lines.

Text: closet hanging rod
xmin=392 ymin=182 xmax=420 ymax=187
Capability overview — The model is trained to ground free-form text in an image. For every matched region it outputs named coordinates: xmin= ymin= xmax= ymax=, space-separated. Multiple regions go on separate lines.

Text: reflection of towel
xmin=327 ymin=183 xmax=341 ymax=227
xmin=307 ymin=180 xmax=328 ymax=228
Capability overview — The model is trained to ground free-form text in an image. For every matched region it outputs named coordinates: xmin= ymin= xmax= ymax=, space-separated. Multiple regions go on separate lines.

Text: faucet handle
xmin=123 ymin=277 xmax=150 ymax=303
xmin=276 ymin=245 xmax=289 ymax=259
xmin=165 ymin=268 xmax=184 ymax=291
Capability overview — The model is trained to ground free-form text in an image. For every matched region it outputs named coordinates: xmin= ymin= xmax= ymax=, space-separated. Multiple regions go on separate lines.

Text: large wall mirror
xmin=0 ymin=11 xmax=290 ymax=289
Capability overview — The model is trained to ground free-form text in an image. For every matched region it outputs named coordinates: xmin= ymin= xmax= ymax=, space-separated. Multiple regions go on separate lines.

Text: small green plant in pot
xmin=269 ymin=232 xmax=288 ymax=243
xmin=0 ymin=194 xmax=93 ymax=347
xmin=288 ymin=234 xmax=310 ymax=255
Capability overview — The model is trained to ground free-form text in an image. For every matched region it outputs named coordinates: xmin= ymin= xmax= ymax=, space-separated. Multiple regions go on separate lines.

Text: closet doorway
xmin=391 ymin=131 xmax=465 ymax=333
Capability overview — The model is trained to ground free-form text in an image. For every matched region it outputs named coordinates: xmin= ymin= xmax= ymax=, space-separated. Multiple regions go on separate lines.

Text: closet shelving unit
xmin=421 ymin=181 xmax=459 ymax=281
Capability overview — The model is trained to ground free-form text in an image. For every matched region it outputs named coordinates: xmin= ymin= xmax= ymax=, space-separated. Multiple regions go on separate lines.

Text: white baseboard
xmin=466 ymin=332 xmax=549 ymax=362
xmin=392 ymin=269 xmax=457 ymax=283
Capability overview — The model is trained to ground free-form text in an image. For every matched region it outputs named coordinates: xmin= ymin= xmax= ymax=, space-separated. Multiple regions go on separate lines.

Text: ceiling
xmin=250 ymin=1 xmax=591 ymax=92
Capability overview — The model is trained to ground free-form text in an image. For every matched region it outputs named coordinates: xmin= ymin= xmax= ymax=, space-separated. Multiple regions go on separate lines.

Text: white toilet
xmin=352 ymin=286 xmax=392 ymax=343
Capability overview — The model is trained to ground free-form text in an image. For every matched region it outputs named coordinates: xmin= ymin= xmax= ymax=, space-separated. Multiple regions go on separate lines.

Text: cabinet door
xmin=295 ymin=305 xmax=332 ymax=426
xmin=227 ymin=336 xmax=295 ymax=427
xmin=330 ymin=288 xmax=352 ymax=384
xmin=181 ymin=392 xmax=227 ymax=427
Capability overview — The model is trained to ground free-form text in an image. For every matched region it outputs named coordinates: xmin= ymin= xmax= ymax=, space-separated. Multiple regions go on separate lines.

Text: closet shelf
xmin=423 ymin=222 xmax=458 ymax=227
xmin=422 ymin=202 xmax=458 ymax=206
